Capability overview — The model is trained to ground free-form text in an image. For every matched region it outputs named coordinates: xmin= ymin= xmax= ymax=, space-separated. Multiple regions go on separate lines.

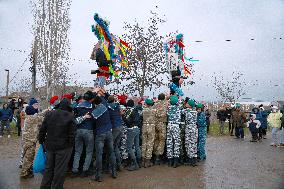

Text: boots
xmin=92 ymin=170 xmax=103 ymax=182
xmin=173 ymin=157 xmax=179 ymax=168
xmin=127 ymin=160 xmax=139 ymax=171
xmin=141 ymin=158 xmax=146 ymax=168
xmin=188 ymin=158 xmax=193 ymax=166
xmin=137 ymin=158 xmax=142 ymax=168
xmin=184 ymin=157 xmax=190 ymax=166
xmin=192 ymin=157 xmax=197 ymax=167
xmin=117 ymin=163 xmax=123 ymax=172
xmin=154 ymin=155 xmax=161 ymax=165
xmin=144 ymin=159 xmax=153 ymax=168
xmin=111 ymin=166 xmax=117 ymax=178
xmin=168 ymin=158 xmax=173 ymax=167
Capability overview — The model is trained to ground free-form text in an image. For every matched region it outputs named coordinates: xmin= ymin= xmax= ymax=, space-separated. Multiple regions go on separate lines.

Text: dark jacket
xmin=217 ymin=109 xmax=227 ymax=121
xmin=39 ymin=109 xmax=75 ymax=151
xmin=123 ymin=107 xmax=140 ymax=128
xmin=260 ymin=110 xmax=268 ymax=129
xmin=248 ymin=121 xmax=259 ymax=133
xmin=75 ymin=101 xmax=94 ymax=130
xmin=0 ymin=107 xmax=13 ymax=121
xmin=94 ymin=104 xmax=112 ymax=135
xmin=225 ymin=108 xmax=233 ymax=119
xmin=108 ymin=102 xmax=122 ymax=129
xmin=134 ymin=104 xmax=143 ymax=128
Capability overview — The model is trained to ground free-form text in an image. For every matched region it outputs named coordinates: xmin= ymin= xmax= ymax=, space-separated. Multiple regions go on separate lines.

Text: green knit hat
xmin=196 ymin=103 xmax=203 ymax=109
xmin=170 ymin=95 xmax=179 ymax=105
xmin=187 ymin=100 xmax=196 ymax=108
xmin=145 ymin=98 xmax=154 ymax=106
xmin=235 ymin=103 xmax=241 ymax=108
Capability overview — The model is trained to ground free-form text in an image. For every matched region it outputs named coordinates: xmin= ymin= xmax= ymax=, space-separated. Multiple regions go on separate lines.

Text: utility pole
xmin=5 ymin=69 xmax=9 ymax=98
xmin=30 ymin=39 xmax=37 ymax=97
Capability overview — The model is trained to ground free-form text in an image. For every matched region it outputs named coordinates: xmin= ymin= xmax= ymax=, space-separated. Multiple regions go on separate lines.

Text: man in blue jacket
xmin=91 ymin=95 xmax=117 ymax=182
xmin=0 ymin=103 xmax=13 ymax=138
xmin=108 ymin=95 xmax=123 ymax=171
xmin=72 ymin=91 xmax=95 ymax=177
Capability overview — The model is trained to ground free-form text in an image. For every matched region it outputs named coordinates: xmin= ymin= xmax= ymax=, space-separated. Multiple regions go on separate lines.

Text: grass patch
xmin=208 ymin=122 xmax=250 ymax=136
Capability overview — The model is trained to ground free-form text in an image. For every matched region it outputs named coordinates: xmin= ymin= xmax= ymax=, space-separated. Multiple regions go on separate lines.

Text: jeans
xmin=72 ymin=129 xmax=94 ymax=172
xmin=40 ymin=148 xmax=72 ymax=189
xmin=95 ymin=131 xmax=116 ymax=176
xmin=272 ymin=127 xmax=284 ymax=144
xmin=235 ymin=127 xmax=244 ymax=138
xmin=0 ymin=120 xmax=11 ymax=136
xmin=126 ymin=127 xmax=141 ymax=161
xmin=281 ymin=128 xmax=284 ymax=144
xmin=112 ymin=127 xmax=123 ymax=166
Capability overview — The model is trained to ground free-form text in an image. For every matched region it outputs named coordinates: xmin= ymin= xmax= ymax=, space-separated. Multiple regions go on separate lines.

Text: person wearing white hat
xmin=267 ymin=106 xmax=283 ymax=146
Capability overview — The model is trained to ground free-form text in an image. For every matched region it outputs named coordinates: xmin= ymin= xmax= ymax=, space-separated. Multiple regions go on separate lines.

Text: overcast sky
xmin=0 ymin=0 xmax=284 ymax=101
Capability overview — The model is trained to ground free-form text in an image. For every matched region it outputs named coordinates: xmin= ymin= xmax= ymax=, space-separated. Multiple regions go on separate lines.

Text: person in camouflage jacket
xmin=182 ymin=100 xmax=198 ymax=166
xmin=153 ymin=93 xmax=168 ymax=165
xmin=166 ymin=96 xmax=181 ymax=168
xmin=20 ymin=98 xmax=45 ymax=179
xmin=141 ymin=99 xmax=156 ymax=168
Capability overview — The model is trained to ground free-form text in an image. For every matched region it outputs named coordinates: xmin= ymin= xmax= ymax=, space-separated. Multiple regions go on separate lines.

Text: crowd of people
xmin=216 ymin=103 xmax=284 ymax=145
xmin=0 ymin=88 xmax=284 ymax=189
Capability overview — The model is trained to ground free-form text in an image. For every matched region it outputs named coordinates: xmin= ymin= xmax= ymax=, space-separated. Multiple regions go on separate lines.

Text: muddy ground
xmin=0 ymin=135 xmax=283 ymax=189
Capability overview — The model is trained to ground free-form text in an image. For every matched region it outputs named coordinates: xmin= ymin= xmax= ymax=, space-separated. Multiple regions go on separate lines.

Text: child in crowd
xmin=166 ymin=95 xmax=181 ymax=168
xmin=123 ymin=99 xmax=141 ymax=171
xmin=182 ymin=100 xmax=198 ymax=166
xmin=247 ymin=114 xmax=261 ymax=142
xmin=92 ymin=96 xmax=117 ymax=182
xmin=20 ymin=98 xmax=44 ymax=179
xmin=141 ymin=98 xmax=156 ymax=168
xmin=108 ymin=95 xmax=123 ymax=171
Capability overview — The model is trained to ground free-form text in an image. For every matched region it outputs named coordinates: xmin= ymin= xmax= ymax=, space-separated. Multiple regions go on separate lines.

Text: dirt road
xmin=0 ymin=135 xmax=283 ymax=189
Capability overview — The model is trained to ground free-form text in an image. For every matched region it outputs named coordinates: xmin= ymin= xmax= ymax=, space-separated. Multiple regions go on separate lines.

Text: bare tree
xmin=10 ymin=77 xmax=32 ymax=94
xmin=212 ymin=71 xmax=247 ymax=102
xmin=31 ymin=0 xmax=71 ymax=100
xmin=120 ymin=12 xmax=168 ymax=97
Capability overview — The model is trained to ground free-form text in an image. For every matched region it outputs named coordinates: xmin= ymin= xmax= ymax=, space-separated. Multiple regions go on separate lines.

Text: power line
xmin=9 ymin=57 xmax=30 ymax=84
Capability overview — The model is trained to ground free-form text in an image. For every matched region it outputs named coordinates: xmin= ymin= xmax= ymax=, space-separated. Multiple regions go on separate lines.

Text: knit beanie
xmin=126 ymin=99 xmax=134 ymax=107
xmin=235 ymin=103 xmax=241 ymax=108
xmin=196 ymin=103 xmax=203 ymax=109
xmin=170 ymin=95 xmax=179 ymax=105
xmin=29 ymin=98 xmax=38 ymax=106
xmin=83 ymin=91 xmax=95 ymax=101
xmin=145 ymin=98 xmax=154 ymax=106
xmin=187 ymin=100 xmax=196 ymax=108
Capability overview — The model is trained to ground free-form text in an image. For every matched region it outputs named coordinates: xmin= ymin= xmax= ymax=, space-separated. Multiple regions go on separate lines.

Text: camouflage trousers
xmin=166 ymin=123 xmax=181 ymax=159
xmin=141 ymin=124 xmax=155 ymax=159
xmin=120 ymin=123 xmax=128 ymax=160
xmin=185 ymin=124 xmax=198 ymax=158
xmin=197 ymin=127 xmax=207 ymax=160
xmin=20 ymin=140 xmax=36 ymax=176
xmin=179 ymin=124 xmax=186 ymax=159
xmin=153 ymin=122 xmax=167 ymax=156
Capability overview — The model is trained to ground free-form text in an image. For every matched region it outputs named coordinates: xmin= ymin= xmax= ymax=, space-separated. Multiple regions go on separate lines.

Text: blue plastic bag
xmin=33 ymin=144 xmax=46 ymax=174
